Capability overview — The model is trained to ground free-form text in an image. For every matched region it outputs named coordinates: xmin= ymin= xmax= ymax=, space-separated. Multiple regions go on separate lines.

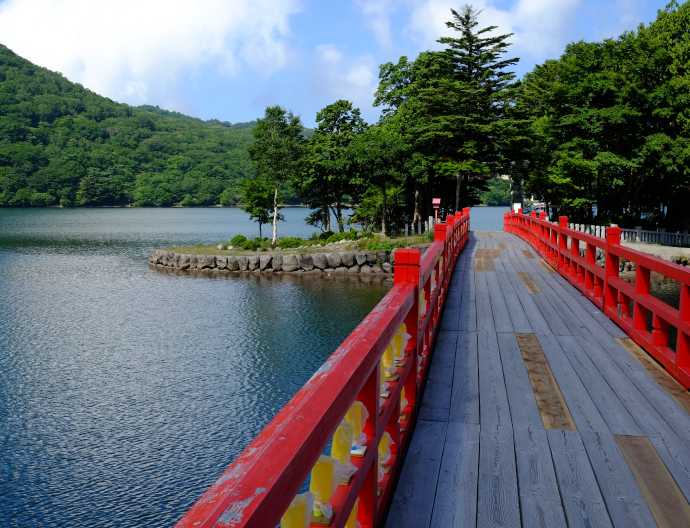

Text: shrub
xmin=364 ymin=239 xmax=407 ymax=252
xmin=319 ymin=231 xmax=335 ymax=241
xmin=231 ymin=234 xmax=247 ymax=246
xmin=326 ymin=232 xmax=356 ymax=244
xmin=278 ymin=237 xmax=302 ymax=249
xmin=242 ymin=239 xmax=261 ymax=251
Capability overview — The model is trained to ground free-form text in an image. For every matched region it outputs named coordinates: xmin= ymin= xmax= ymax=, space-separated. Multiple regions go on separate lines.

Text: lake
xmin=0 ymin=205 xmax=507 ymax=527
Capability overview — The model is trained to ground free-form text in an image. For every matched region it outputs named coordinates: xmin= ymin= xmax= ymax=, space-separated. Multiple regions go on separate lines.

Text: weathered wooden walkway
xmin=385 ymin=231 xmax=690 ymax=528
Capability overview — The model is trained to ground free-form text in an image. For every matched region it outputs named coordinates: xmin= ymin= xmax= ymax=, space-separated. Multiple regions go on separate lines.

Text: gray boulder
xmin=334 ymin=266 xmax=347 ymax=274
xmin=390 ymin=248 xmax=398 ymax=264
xmin=282 ymin=254 xmax=300 ymax=272
xmin=172 ymin=253 xmax=182 ymax=268
xmin=260 ymin=255 xmax=273 ymax=271
xmin=272 ymin=254 xmax=283 ymax=271
xmin=347 ymin=265 xmax=360 ymax=274
xmin=377 ymin=250 xmax=387 ymax=264
xmin=216 ymin=256 xmax=228 ymax=270
xmin=178 ymin=254 xmax=191 ymax=270
xmin=310 ymin=269 xmax=323 ymax=275
xmin=367 ymin=252 xmax=377 ymax=265
xmin=372 ymin=265 xmax=384 ymax=274
xmin=382 ymin=262 xmax=393 ymax=273
xmin=313 ymin=253 xmax=328 ymax=269
xmin=238 ymin=256 xmax=249 ymax=271
xmin=248 ymin=255 xmax=260 ymax=271
xmin=299 ymin=253 xmax=314 ymax=271
xmin=360 ymin=264 xmax=372 ymax=274
xmin=148 ymin=249 xmax=159 ymax=264
xmin=227 ymin=256 xmax=239 ymax=271
xmin=190 ymin=255 xmax=199 ymax=269
xmin=197 ymin=254 xmax=216 ymax=269
xmin=327 ymin=252 xmax=342 ymax=268
xmin=356 ymin=251 xmax=367 ymax=266
xmin=340 ymin=251 xmax=354 ymax=267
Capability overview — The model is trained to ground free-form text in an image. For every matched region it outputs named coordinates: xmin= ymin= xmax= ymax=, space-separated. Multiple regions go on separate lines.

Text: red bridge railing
xmin=174 ymin=209 xmax=471 ymax=528
xmin=505 ymin=210 xmax=690 ymax=389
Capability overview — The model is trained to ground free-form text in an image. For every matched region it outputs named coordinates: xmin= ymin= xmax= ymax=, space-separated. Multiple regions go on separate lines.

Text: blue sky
xmin=0 ymin=0 xmax=674 ymax=127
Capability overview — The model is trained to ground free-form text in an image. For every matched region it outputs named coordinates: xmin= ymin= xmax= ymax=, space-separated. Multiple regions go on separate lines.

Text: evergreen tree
xmin=374 ymin=5 xmax=521 ymax=212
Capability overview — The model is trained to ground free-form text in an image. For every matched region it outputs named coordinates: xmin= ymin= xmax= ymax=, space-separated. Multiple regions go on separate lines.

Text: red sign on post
xmin=432 ymin=198 xmax=441 ymax=223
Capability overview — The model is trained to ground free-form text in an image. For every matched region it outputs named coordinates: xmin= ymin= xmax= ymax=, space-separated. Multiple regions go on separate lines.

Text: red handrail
xmin=175 ymin=209 xmax=471 ymax=528
xmin=504 ymin=210 xmax=690 ymax=389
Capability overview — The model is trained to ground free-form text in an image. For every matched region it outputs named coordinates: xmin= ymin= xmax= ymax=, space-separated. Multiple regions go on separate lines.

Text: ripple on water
xmin=0 ymin=208 xmax=395 ymax=527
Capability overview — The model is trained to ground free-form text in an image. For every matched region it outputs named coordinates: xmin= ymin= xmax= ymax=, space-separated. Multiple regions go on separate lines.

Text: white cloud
xmin=310 ymin=44 xmax=378 ymax=115
xmin=0 ymin=0 xmax=302 ymax=105
xmin=353 ymin=0 xmax=399 ymax=48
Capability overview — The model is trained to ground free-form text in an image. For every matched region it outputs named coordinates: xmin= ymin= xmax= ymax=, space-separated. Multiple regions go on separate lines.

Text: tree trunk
xmin=322 ymin=195 xmax=330 ymax=232
xmin=455 ymin=172 xmax=462 ymax=211
xmin=259 ymin=222 xmax=262 ymax=238
xmin=414 ymin=184 xmax=421 ymax=223
xmin=381 ymin=183 xmax=387 ymax=237
xmin=272 ymin=186 xmax=279 ymax=244
xmin=337 ymin=198 xmax=344 ymax=232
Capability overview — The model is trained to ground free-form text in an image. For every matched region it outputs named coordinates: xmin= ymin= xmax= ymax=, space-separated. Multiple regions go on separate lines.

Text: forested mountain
xmin=0 ymin=44 xmax=261 ymax=207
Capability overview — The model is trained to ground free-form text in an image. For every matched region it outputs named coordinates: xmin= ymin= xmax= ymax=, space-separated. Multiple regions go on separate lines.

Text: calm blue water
xmin=0 ymin=206 xmax=506 ymax=527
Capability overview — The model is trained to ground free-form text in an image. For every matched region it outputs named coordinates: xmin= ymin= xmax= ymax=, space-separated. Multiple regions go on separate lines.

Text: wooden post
xmin=604 ymin=226 xmax=621 ymax=319
xmin=559 ymin=216 xmax=568 ymax=273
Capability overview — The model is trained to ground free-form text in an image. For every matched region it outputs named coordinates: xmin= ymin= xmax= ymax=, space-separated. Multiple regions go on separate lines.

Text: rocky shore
xmin=148 ymin=248 xmax=398 ymax=275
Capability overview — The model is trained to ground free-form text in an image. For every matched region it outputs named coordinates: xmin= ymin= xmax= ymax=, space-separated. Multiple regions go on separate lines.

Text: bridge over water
xmin=175 ymin=212 xmax=690 ymax=528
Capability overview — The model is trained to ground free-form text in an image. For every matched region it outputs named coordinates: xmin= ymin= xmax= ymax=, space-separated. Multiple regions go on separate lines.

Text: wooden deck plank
xmin=537 ymin=259 xmax=556 ymax=273
xmin=475 ymin=258 xmax=495 ymax=272
xmin=430 ymin=423 xmax=481 ymax=528
xmin=616 ymin=435 xmax=690 ymax=528
xmin=616 ymin=338 xmax=690 ymax=417
xmin=499 ymin=242 xmax=507 ymax=250
xmin=384 ymin=420 xmax=448 ymax=528
xmin=536 ymin=333 xmax=610 ymax=433
xmin=580 ymin=431 xmax=657 ymax=528
xmin=475 ymin=273 xmax=495 ymax=334
xmin=557 ymin=336 xmax=644 ymax=436
xmin=500 ymin=259 xmax=552 ymax=335
xmin=576 ymin=334 xmax=690 ymax=502
xmin=449 ymin=331 xmax=480 ymax=424
xmin=551 ymin=274 xmax=628 ymax=338
xmin=477 ymin=425 xmax=521 ymax=528
xmin=516 ymin=333 xmax=577 ymax=431
xmin=486 ymin=271 xmax=514 ymax=333
xmin=513 ymin=428 xmax=567 ymax=528
xmin=458 ymin=300 xmax=477 ymax=333
xmin=523 ymin=250 xmax=536 ymax=259
xmin=493 ymin=259 xmax=515 ymax=294
xmin=503 ymin=293 xmax=534 ymax=334
xmin=478 ymin=330 xmax=512 ymax=428
xmin=592 ymin=337 xmax=690 ymax=441
xmin=476 ymin=249 xmax=501 ymax=259
xmin=497 ymin=333 xmax=544 ymax=431
xmin=517 ymin=272 xmax=542 ymax=294
xmin=547 ymin=429 xmax=614 ymax=528
xmin=419 ymin=332 xmax=457 ymax=422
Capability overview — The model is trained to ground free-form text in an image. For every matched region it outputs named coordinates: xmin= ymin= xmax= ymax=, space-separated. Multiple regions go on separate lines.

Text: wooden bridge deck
xmin=385 ymin=231 xmax=690 ymax=528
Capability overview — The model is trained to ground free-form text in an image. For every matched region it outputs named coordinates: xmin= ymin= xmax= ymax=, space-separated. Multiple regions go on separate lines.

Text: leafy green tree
xmin=516 ymin=1 xmax=690 ymax=229
xmin=348 ymin=126 xmax=409 ymax=236
xmin=247 ymin=106 xmax=304 ymax=243
xmin=481 ymin=178 xmax=511 ymax=205
xmin=241 ymin=177 xmax=283 ymax=238
xmin=298 ymin=100 xmax=367 ymax=232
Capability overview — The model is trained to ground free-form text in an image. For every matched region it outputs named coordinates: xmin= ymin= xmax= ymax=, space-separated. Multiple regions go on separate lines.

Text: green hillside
xmin=0 ymin=44 xmax=260 ymax=207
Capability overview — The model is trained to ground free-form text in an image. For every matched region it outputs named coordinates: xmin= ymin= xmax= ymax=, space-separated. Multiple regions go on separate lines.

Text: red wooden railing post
xmin=539 ymin=212 xmax=546 ymax=257
xmin=678 ymin=284 xmax=690 ymax=383
xmin=559 ymin=216 xmax=568 ymax=273
xmin=604 ymin=226 xmax=622 ymax=318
